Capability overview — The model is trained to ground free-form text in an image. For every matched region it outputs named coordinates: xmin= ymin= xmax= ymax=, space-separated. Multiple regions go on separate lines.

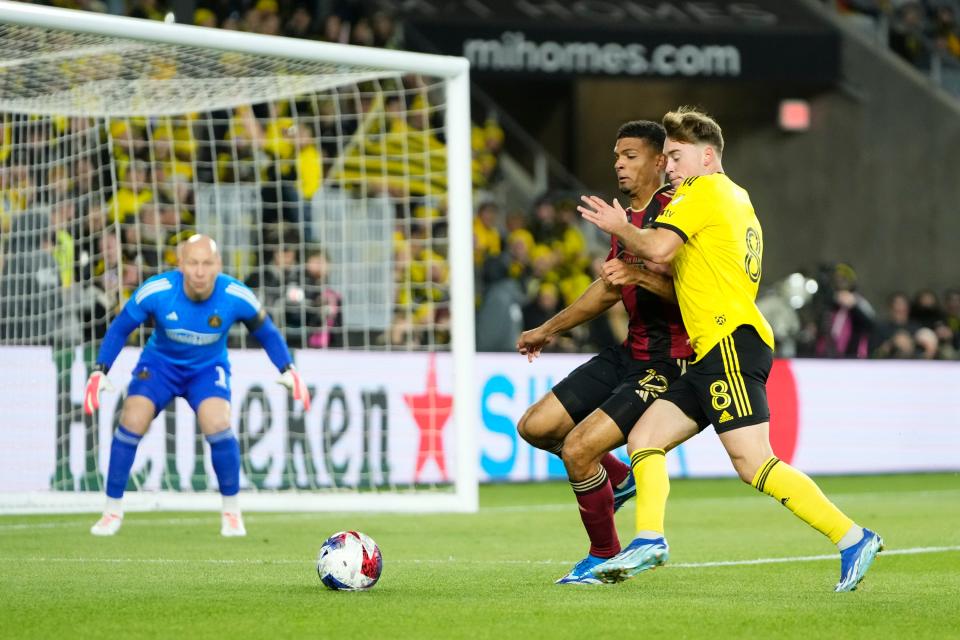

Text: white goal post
xmin=0 ymin=1 xmax=477 ymax=513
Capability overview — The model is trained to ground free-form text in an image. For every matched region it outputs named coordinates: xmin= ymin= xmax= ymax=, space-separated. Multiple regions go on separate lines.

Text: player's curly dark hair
xmin=616 ymin=120 xmax=665 ymax=153
xmin=662 ymin=106 xmax=724 ymax=155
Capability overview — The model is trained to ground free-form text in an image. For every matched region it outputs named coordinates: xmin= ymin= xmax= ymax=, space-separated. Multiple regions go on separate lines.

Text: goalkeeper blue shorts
xmin=126 ymin=355 xmax=232 ymax=415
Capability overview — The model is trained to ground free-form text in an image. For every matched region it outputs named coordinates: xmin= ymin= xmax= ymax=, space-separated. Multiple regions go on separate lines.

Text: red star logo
xmin=403 ymin=354 xmax=453 ymax=482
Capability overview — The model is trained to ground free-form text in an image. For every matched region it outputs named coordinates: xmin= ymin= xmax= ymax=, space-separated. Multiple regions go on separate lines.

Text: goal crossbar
xmin=0 ymin=1 xmax=468 ymax=78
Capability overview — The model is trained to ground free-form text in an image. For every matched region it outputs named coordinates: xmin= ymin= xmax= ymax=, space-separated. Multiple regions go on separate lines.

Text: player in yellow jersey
xmin=578 ymin=106 xmax=882 ymax=592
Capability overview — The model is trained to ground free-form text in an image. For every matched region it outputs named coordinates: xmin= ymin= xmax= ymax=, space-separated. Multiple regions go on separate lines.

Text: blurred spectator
xmin=553 ymin=199 xmax=590 ymax=277
xmin=0 ymin=210 xmax=61 ymax=344
xmin=523 ymin=243 xmax=559 ymax=302
xmin=94 ymin=228 xmax=138 ymax=317
xmin=504 ymin=228 xmax=534 ymax=286
xmin=285 ymin=6 xmax=317 ymax=39
xmin=529 ymin=197 xmax=562 ymax=246
xmin=371 ymin=11 xmax=401 ymax=49
xmin=914 ymin=326 xmax=941 ymax=358
xmin=244 ymin=229 xmax=300 ymax=326
xmin=243 ymin=0 xmax=281 ymax=34
xmin=127 ymin=0 xmax=163 ymax=20
xmin=889 ymin=2 xmax=932 ymax=69
xmin=473 ymin=201 xmax=503 ymax=269
xmin=475 ymin=257 xmax=525 ymax=352
xmin=758 ymin=289 xmax=802 ymax=358
xmin=520 ymin=282 xmax=576 ymax=353
xmin=322 ymin=13 xmax=347 ymax=43
xmin=931 ymin=4 xmax=960 ymax=60
xmin=909 ymin=288 xmax=944 ymax=328
xmin=473 ymin=116 xmax=505 ymax=189
xmin=109 ymin=158 xmax=153 ymax=224
xmin=286 ymin=249 xmax=343 ymax=349
xmin=350 ymin=17 xmax=375 ymax=46
xmin=293 ymin=123 xmax=322 ymax=201
xmin=257 ymin=8 xmax=281 ymax=35
xmin=408 ymin=244 xmax=449 ymax=314
xmin=943 ymin=288 xmax=960 ymax=347
xmin=559 ymin=269 xmax=591 ymax=309
xmin=814 ymin=263 xmax=876 ymax=358
xmin=259 ymin=118 xmax=316 ymax=240
xmin=50 ymin=200 xmax=78 ymax=288
xmin=933 ymin=322 xmax=957 ymax=358
xmin=221 ymin=11 xmax=242 ymax=30
xmin=908 ymin=287 xmax=958 ymax=357
xmin=194 ymin=7 xmax=217 ymax=28
xmin=871 ymin=291 xmax=918 ymax=354
xmin=522 ymin=282 xmax=559 ymax=332
xmin=504 ymin=210 xmax=527 ymax=236
xmin=874 ymin=328 xmax=916 ymax=358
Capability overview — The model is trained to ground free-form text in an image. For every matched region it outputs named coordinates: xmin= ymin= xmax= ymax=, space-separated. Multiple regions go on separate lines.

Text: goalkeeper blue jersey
xmin=125 ymin=271 xmax=261 ymax=370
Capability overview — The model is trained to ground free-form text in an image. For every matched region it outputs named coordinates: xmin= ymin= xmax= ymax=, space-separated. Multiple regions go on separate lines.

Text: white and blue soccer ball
xmin=316 ymin=531 xmax=383 ymax=591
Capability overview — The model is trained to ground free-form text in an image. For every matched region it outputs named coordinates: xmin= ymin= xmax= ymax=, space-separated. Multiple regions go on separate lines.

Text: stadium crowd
xmin=0 ymin=95 xmax=508 ymax=351
xmin=473 ymin=203 xmax=960 ymax=360
xmin=832 ymin=0 xmax=960 ymax=77
xmin=0 ymin=0 xmax=507 ymax=352
xmin=1 ymin=0 xmax=958 ymax=360
xmin=751 ymin=263 xmax=960 ymax=360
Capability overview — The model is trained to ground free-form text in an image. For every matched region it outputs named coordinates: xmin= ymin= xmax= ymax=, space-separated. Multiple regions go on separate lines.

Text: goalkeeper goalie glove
xmin=84 ymin=365 xmax=115 ymax=415
xmin=277 ymin=364 xmax=311 ymax=411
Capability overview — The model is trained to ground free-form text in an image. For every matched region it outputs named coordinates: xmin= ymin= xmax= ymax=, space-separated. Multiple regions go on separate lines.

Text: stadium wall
xmin=2 ymin=348 xmax=958 ymax=495
xmin=728 ymin=31 xmax=960 ymax=307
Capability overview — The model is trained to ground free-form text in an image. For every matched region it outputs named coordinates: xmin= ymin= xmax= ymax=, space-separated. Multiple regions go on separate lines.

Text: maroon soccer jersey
xmin=604 ymin=185 xmax=693 ymax=361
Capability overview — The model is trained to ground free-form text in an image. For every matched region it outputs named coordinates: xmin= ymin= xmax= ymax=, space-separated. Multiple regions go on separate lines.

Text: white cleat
xmin=90 ymin=512 xmax=123 ymax=536
xmin=221 ymin=511 xmax=247 ymax=537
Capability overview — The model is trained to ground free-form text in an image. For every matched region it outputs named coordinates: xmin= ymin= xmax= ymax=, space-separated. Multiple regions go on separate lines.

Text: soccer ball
xmin=316 ymin=531 xmax=382 ymax=591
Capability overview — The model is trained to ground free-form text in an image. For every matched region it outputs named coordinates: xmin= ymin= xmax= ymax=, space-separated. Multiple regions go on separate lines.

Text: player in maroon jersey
xmin=516 ymin=120 xmax=692 ymax=584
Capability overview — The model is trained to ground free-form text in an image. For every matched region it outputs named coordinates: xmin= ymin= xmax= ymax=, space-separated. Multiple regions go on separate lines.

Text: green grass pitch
xmin=1 ymin=473 xmax=958 ymax=639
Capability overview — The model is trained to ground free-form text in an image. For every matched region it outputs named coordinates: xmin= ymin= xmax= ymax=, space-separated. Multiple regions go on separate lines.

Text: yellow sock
xmin=752 ymin=456 xmax=854 ymax=544
xmin=630 ymin=448 xmax=669 ymax=535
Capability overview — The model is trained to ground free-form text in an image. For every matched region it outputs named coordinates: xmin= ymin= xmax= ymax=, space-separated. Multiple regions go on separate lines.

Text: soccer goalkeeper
xmin=84 ymin=234 xmax=311 ymax=537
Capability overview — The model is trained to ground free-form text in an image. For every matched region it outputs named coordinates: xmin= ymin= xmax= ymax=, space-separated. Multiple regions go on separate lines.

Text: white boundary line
xmin=670 ymin=545 xmax=960 ymax=568
xmin=4 ymin=486 xmax=956 ymax=521
xmin=0 ymin=546 xmax=956 ymax=568
xmin=3 ymin=488 xmax=960 ymax=531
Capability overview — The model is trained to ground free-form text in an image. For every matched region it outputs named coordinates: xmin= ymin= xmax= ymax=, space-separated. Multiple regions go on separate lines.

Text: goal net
xmin=0 ymin=2 xmax=477 ymax=513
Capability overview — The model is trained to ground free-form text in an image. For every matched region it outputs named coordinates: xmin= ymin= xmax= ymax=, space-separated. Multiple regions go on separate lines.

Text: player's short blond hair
xmin=662 ymin=106 xmax=724 ymax=155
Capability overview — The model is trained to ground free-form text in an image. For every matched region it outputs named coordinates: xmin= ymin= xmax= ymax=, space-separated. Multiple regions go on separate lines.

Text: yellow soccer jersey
xmin=653 ymin=173 xmax=774 ymax=361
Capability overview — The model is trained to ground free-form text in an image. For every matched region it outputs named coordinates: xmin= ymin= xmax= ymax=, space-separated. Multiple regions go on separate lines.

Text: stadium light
xmin=779 ymin=99 xmax=811 ymax=132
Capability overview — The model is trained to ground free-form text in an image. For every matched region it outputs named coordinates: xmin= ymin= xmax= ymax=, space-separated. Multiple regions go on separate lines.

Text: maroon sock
xmin=571 ymin=468 xmax=620 ymax=558
xmin=600 ymin=453 xmax=630 ymax=489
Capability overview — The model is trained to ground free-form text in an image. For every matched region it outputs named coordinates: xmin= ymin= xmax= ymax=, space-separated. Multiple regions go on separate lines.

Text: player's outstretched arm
xmin=600 ymin=258 xmax=676 ymax=302
xmin=244 ymin=310 xmax=311 ymax=411
xmin=579 ymin=195 xmax=682 ymax=264
xmin=84 ymin=306 xmax=141 ymax=415
xmin=517 ymin=278 xmax=621 ymax=362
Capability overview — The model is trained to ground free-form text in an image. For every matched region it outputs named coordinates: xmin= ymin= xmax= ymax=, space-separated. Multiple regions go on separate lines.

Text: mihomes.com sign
xmin=464 ymin=32 xmax=741 ymax=76
xmin=393 ymin=0 xmax=839 ymax=82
